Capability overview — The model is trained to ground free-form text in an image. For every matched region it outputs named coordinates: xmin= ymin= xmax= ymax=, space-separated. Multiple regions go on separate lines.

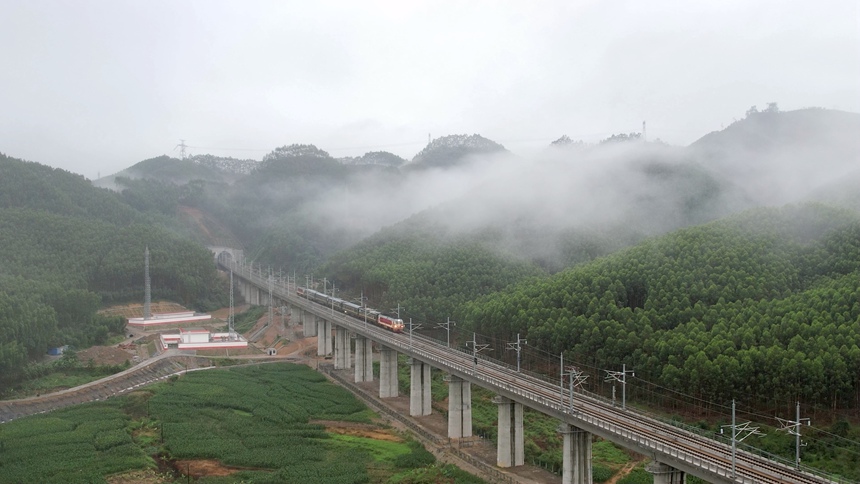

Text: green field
xmin=0 ymin=363 xmax=483 ymax=484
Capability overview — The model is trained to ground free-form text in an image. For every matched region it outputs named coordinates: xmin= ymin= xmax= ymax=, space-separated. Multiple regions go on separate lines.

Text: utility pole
xmin=437 ymin=317 xmax=455 ymax=347
xmin=361 ymin=290 xmax=367 ymax=327
xmin=562 ymin=365 xmax=588 ymax=412
xmin=721 ymin=400 xmax=764 ymax=478
xmin=778 ymin=401 xmax=810 ymax=469
xmin=559 ymin=352 xmax=564 ymax=407
xmin=409 ymin=318 xmax=422 ymax=350
xmin=506 ymin=333 xmax=527 ymax=372
xmin=604 ymin=364 xmax=635 ymax=409
xmin=466 ymin=332 xmax=490 ymax=375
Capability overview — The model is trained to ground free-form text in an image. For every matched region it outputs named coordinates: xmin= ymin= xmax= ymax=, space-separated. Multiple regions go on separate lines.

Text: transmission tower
xmin=175 ymin=139 xmax=188 ymax=160
xmin=228 ymin=270 xmax=235 ymax=338
xmin=268 ymin=270 xmax=274 ymax=328
xmin=143 ymin=247 xmax=151 ymax=320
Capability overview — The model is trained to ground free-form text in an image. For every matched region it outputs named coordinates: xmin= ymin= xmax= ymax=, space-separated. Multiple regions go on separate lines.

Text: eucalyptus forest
xmin=1 ymin=107 xmax=859 ymax=480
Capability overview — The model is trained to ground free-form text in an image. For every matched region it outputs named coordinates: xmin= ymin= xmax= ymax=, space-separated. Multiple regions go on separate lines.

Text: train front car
xmin=377 ymin=315 xmax=405 ymax=333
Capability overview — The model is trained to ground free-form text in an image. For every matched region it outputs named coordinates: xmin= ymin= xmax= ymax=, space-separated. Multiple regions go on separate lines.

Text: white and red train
xmin=297 ymin=287 xmax=405 ymax=333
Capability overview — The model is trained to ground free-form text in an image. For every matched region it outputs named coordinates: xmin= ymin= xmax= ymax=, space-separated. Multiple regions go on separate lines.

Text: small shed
xmin=180 ymin=328 xmax=210 ymax=344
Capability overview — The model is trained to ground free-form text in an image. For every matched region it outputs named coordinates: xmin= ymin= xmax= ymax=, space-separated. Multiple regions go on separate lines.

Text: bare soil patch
xmin=77 ymin=345 xmax=133 ymax=366
xmin=98 ymin=301 xmax=188 ymax=319
xmin=312 ymin=420 xmax=404 ymax=442
xmin=174 ymin=459 xmax=244 ymax=478
xmin=210 ymin=304 xmax=250 ymax=320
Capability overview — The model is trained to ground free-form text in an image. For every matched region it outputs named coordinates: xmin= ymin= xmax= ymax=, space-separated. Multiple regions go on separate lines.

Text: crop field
xmin=0 ymin=403 xmax=152 ymax=483
xmin=0 ymin=362 xmax=481 ymax=484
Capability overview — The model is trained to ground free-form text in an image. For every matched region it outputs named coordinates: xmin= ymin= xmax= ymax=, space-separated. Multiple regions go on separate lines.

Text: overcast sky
xmin=1 ymin=0 xmax=858 ymax=179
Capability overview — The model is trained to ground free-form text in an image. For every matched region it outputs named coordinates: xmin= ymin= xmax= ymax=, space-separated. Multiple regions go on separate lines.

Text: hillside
xmin=92 ymin=109 xmax=859 ymax=320
xmin=95 ymin=155 xmax=229 ymax=189
xmin=0 ymin=153 xmax=227 ymax=389
xmin=460 ymin=203 xmax=860 ymax=413
xmin=323 ymin=212 xmax=545 ymax=323
xmin=690 ymin=107 xmax=860 ymax=206
xmin=407 ymin=134 xmax=508 ymax=169
xmin=339 ymin=150 xmax=406 ymax=167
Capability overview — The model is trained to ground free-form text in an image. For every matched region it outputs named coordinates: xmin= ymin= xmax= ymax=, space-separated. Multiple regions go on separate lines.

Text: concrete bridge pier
xmin=279 ymin=301 xmax=291 ymax=326
xmin=239 ymin=279 xmax=251 ymax=304
xmin=494 ymin=396 xmax=524 ymax=467
xmin=379 ymin=346 xmax=398 ymax=398
xmin=409 ymin=358 xmax=432 ymax=416
xmin=559 ymin=423 xmax=592 ymax=484
xmin=446 ymin=376 xmax=472 ymax=439
xmin=648 ymin=461 xmax=686 ymax=484
xmin=354 ymin=336 xmax=373 ymax=382
xmin=235 ymin=279 xmax=245 ymax=303
xmin=304 ymin=310 xmax=317 ymax=337
xmin=316 ymin=317 xmax=332 ymax=356
xmin=333 ymin=326 xmax=350 ymax=369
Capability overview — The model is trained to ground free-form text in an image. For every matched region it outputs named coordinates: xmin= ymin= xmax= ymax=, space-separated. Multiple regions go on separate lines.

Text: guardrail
xmin=227 ymin=260 xmax=852 ymax=484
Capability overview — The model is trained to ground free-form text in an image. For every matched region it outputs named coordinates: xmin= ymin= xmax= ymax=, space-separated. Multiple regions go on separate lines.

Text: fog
xmin=291 ymin=109 xmax=859 ymax=269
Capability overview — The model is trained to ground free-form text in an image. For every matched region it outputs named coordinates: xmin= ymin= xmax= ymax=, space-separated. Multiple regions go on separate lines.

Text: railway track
xmin=234 ymin=264 xmax=848 ymax=484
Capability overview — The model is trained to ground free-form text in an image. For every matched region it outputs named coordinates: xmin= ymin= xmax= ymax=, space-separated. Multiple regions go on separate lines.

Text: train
xmin=296 ymin=286 xmax=405 ymax=333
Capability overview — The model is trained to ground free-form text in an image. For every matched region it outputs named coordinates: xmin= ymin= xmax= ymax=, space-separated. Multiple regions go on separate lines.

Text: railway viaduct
xmin=222 ymin=256 xmax=842 ymax=484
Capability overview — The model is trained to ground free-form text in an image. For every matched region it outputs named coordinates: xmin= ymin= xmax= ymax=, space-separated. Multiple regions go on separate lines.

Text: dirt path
xmin=605 ymin=457 xmax=646 ymax=484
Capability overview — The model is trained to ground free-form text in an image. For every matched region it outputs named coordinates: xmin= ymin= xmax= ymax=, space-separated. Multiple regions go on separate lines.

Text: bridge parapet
xmin=222 ymin=258 xmax=846 ymax=484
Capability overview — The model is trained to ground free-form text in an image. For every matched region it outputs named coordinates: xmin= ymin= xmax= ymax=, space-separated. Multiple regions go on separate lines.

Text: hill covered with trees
xmin=0 ymin=153 xmax=227 ymax=389
xmin=459 ymin=203 xmax=860 ymax=414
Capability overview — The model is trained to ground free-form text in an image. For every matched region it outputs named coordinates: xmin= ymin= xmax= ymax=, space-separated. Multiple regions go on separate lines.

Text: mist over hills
xmin=91 ymin=108 xmax=859 ymax=279
xmin=690 ymin=108 xmax=860 ymax=207
xmin=79 ymin=108 xmax=860 ymax=336
xmin=3 ymin=108 xmax=859 ymax=474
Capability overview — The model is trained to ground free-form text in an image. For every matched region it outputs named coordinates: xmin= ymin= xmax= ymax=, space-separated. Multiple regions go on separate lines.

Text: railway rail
xmin=229 ymin=261 xmax=850 ymax=484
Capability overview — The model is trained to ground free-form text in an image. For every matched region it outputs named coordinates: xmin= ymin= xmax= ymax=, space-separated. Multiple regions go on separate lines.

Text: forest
xmin=0 ymin=154 xmax=227 ymax=389
xmin=459 ymin=203 xmax=860 ymax=413
xmin=2 ymin=108 xmax=859 ymax=480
